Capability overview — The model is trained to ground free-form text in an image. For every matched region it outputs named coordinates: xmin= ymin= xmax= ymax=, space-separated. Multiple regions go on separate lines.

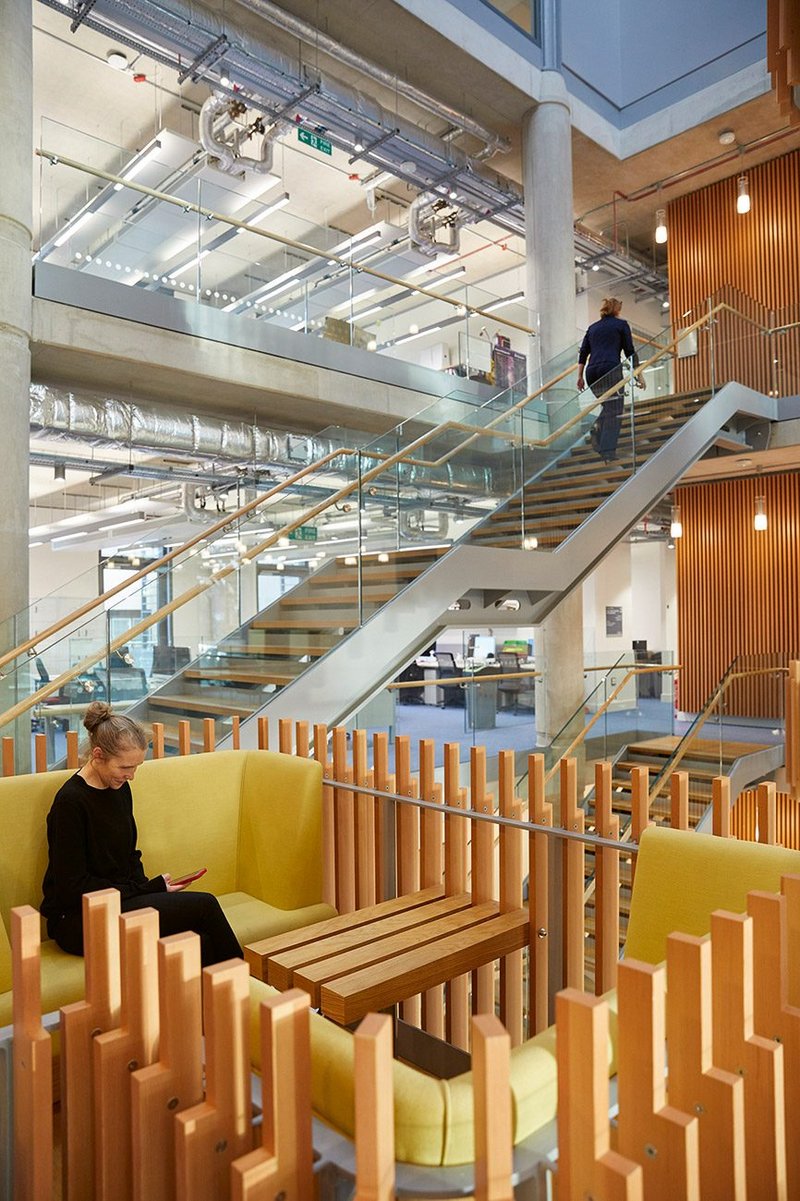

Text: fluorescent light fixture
xmin=28 ymin=541 xmax=43 ymax=549
xmin=654 ymin=209 xmax=668 ymax=244
xmin=113 ymin=141 xmax=163 ymax=191
xmin=737 ymin=174 xmax=751 ymax=214
xmin=394 ymin=325 xmax=442 ymax=345
xmin=51 ymin=531 xmax=89 ymax=545
xmin=250 ymin=261 xmax=306 ymax=301
xmin=331 ymin=288 xmax=376 ymax=313
xmin=171 ymin=250 xmax=210 ymax=277
xmin=53 ymin=210 xmax=96 ymax=247
xmin=417 ymin=267 xmax=466 ymax=289
xmin=327 ymin=228 xmax=383 ymax=262
xmin=405 ymin=252 xmax=459 ymax=279
xmin=290 ymin=319 xmax=306 ymax=331
xmin=483 ymin=291 xmax=525 ymax=313
xmin=236 ymin=192 xmax=291 ymax=231
xmin=98 ymin=517 xmax=148 ymax=532
xmin=346 ymin=304 xmax=383 ymax=322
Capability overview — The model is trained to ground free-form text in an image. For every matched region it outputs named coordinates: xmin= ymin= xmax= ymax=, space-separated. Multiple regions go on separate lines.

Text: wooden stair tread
xmin=183 ymin=667 xmax=300 ymax=685
xmin=221 ymin=642 xmax=331 ymax=656
xmin=251 ymin=616 xmax=357 ymax=629
xmin=148 ymin=695 xmax=256 ymax=717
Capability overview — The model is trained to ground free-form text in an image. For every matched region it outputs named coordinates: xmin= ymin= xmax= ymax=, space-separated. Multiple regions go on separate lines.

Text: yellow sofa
xmin=250 ymin=825 xmax=800 ymax=1167
xmin=0 ymin=749 xmax=335 ymax=1028
xmin=4 ymin=754 xmax=800 ymax=1169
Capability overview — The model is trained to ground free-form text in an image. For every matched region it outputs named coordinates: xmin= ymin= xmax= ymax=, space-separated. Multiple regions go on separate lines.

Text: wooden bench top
xmin=245 ymin=888 xmax=529 ymax=1026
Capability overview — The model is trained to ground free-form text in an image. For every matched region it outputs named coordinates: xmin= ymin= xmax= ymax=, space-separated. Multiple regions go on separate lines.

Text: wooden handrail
xmin=544 ymin=664 xmax=681 ymax=783
xmin=387 ymin=669 xmax=540 ymax=689
xmin=647 ymin=664 xmax=790 ymax=803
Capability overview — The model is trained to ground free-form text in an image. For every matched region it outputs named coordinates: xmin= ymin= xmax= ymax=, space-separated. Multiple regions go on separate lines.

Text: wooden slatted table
xmin=245 ymin=887 xmax=528 ymax=1026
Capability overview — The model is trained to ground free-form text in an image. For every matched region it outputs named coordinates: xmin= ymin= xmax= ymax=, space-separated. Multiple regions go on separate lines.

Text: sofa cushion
xmin=247 ymin=977 xmax=450 ymax=1166
xmin=219 ymin=892 xmax=335 ymax=947
xmin=625 ymin=826 xmax=800 ymax=966
xmin=0 ymin=938 xmax=86 ymax=1028
xmin=133 ymin=752 xmax=247 ymax=895
xmin=237 ymin=753 xmax=325 ymax=908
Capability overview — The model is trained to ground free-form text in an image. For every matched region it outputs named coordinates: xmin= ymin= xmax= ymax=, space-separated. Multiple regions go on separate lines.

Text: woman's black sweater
xmin=41 ymin=772 xmax=166 ymax=921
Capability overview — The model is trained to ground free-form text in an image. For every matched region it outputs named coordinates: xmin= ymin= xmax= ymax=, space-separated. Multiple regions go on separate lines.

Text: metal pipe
xmin=233 ymin=0 xmax=510 ymax=158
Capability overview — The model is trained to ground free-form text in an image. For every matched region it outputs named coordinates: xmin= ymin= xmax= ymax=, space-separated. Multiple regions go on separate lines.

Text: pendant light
xmin=753 ymin=467 xmax=767 ymax=530
xmin=737 ymin=173 xmax=751 ymax=214
xmin=654 ymin=208 xmax=668 ymax=244
xmin=669 ymin=503 xmax=682 ymax=539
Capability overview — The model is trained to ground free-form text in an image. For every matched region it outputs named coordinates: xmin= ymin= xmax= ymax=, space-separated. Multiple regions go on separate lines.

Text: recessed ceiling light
xmin=106 ymin=49 xmax=128 ymax=70
xmin=738 ymin=459 xmax=753 ymax=469
xmin=718 ymin=128 xmax=736 ymax=146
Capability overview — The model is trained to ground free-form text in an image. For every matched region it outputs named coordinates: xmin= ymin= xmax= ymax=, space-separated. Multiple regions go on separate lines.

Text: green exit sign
xmin=298 ymin=127 xmax=332 ymax=155
xmin=288 ymin=525 xmax=318 ymax=543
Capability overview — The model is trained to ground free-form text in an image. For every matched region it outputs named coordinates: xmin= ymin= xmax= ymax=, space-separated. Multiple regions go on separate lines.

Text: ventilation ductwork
xmin=29 ymin=384 xmax=497 ymax=495
xmin=199 ymin=92 xmax=279 ymax=177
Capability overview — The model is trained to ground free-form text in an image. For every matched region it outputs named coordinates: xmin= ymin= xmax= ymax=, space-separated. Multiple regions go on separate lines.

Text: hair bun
xmin=83 ymin=701 xmax=113 ymax=733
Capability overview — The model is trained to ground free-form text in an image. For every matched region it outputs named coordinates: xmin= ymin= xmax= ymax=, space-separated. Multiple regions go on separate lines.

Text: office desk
xmin=245 ymin=887 xmax=528 ymax=1027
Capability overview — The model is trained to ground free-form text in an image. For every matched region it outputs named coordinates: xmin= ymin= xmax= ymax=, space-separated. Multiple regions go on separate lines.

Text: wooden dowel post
xmin=61 ymin=890 xmax=122 ymax=1201
xmin=528 ymin=753 xmax=552 ymax=1034
xmin=444 ymin=742 xmax=470 ymax=1050
xmin=710 ymin=909 xmax=787 ymax=1201
xmin=34 ymin=732 xmax=47 ymax=773
xmin=560 ymin=757 xmax=585 ymax=991
xmin=313 ymin=723 xmax=335 ymax=909
xmin=470 ymin=746 xmax=495 ymax=1016
xmin=178 ymin=720 xmax=191 ymax=757
xmin=712 ymin=776 xmax=731 ymax=838
xmin=295 ymin=720 xmax=310 ymax=759
xmin=66 ymin=729 xmax=80 ymax=769
xmin=556 ymin=989 xmax=643 ymax=1200
xmin=670 ymin=771 xmax=690 ymax=831
xmin=353 ymin=728 xmax=377 ymax=909
xmin=757 ymin=780 xmax=778 ymax=845
xmin=395 ymin=736 xmax=420 ymax=1026
xmin=420 ymin=738 xmax=444 ymax=1037
xmin=94 ymin=909 xmax=161 ymax=1201
xmin=332 ymin=726 xmax=357 ymax=914
xmin=2 ymin=735 xmax=14 ymax=776
xmin=594 ymin=761 xmax=620 ymax=996
xmin=278 ymin=718 xmax=292 ymax=755
xmin=353 ymin=1014 xmax=395 ymax=1201
xmin=151 ymin=722 xmax=165 ymax=760
xmin=748 ymin=887 xmax=800 ymax=1201
xmin=372 ymin=732 xmax=390 ymax=902
xmin=203 ymin=717 xmax=215 ymax=754
xmin=498 ymin=750 xmax=524 ymax=1046
xmin=666 ymin=932 xmax=745 ymax=1201
xmin=616 ymin=959 xmax=700 ymax=1200
xmin=257 ymin=717 xmax=269 ymax=750
xmin=175 ymin=960 xmax=252 ymax=1201
xmin=11 ymin=906 xmax=53 ymax=1201
xmin=472 ymin=1014 xmax=513 ymax=1201
xmin=131 ymin=932 xmax=204 ymax=1201
xmin=230 ymin=715 xmax=240 ymax=750
xmin=231 ymin=989 xmax=313 ymax=1200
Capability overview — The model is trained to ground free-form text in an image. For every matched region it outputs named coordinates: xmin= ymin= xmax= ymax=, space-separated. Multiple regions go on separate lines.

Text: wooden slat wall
xmin=676 ymin=472 xmax=800 ymax=713
xmin=768 ymin=0 xmax=800 ymax=120
xmin=668 ymin=148 xmax=800 ymax=396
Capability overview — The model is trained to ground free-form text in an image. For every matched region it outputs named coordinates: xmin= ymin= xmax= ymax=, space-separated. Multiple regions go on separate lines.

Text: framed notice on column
xmin=605 ymin=606 xmax=623 ymax=637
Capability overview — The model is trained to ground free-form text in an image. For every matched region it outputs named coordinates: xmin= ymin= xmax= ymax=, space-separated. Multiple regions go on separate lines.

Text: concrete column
xmin=522 ymin=72 xmax=576 ymax=368
xmin=523 ymin=76 xmax=585 ymax=753
xmin=0 ymin=0 xmax=32 ymax=755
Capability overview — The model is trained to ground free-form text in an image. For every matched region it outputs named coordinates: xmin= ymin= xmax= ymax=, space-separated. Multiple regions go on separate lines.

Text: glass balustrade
xmin=35 ymin=122 xmax=536 ymax=380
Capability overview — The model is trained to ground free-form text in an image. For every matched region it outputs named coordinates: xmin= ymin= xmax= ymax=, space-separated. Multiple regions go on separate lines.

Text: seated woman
xmin=41 ymin=701 xmax=242 ymax=967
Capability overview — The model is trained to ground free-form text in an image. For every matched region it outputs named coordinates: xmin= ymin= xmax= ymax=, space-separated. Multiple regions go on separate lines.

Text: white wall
xmin=583 ymin=539 xmax=676 ymax=658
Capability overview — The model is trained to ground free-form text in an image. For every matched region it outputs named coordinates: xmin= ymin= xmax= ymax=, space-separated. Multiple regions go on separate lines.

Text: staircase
xmin=583 ymin=734 xmax=774 ymax=983
xmin=470 ymin=391 xmax=707 ymax=550
xmin=131 ymin=547 xmax=445 ymax=749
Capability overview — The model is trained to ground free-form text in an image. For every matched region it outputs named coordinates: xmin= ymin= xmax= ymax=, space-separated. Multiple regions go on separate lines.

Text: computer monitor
xmin=472 ymin=635 xmax=496 ymax=661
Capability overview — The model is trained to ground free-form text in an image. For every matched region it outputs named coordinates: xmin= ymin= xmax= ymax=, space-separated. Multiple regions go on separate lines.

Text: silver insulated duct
xmin=29 ymin=384 xmax=497 ymax=494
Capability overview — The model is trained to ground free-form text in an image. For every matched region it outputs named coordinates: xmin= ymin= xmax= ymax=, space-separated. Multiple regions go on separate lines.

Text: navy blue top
xmin=578 ymin=314 xmax=638 ymax=369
